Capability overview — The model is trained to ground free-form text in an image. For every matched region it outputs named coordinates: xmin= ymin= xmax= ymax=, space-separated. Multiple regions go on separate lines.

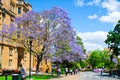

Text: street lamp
xmin=29 ymin=36 xmax=33 ymax=79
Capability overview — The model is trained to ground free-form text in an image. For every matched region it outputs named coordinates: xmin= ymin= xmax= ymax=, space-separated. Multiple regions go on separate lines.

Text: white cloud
xmin=99 ymin=0 xmax=120 ymax=23
xmin=84 ymin=43 xmax=104 ymax=51
xmin=101 ymin=0 xmax=120 ymax=12
xmin=77 ymin=31 xmax=108 ymax=51
xmin=87 ymin=0 xmax=101 ymax=6
xmin=88 ymin=14 xmax=98 ymax=19
xmin=75 ymin=0 xmax=120 ymax=23
xmin=87 ymin=2 xmax=94 ymax=6
xmin=74 ymin=0 xmax=84 ymax=7
xmin=99 ymin=11 xmax=120 ymax=23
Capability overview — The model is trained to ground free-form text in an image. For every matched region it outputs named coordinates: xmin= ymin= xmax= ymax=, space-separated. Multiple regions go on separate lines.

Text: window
xmin=23 ymin=9 xmax=27 ymax=13
xmin=18 ymin=0 xmax=22 ymax=4
xmin=9 ymin=47 xmax=13 ymax=56
xmin=25 ymin=52 xmax=27 ymax=55
xmin=10 ymin=17 xmax=14 ymax=24
xmin=14 ymin=48 xmax=17 ymax=53
xmin=18 ymin=7 xmax=21 ymax=14
xmin=24 ymin=55 xmax=27 ymax=58
xmin=24 ymin=60 xmax=26 ymax=62
xmin=9 ymin=59 xmax=12 ymax=66
xmin=10 ymin=3 xmax=14 ymax=12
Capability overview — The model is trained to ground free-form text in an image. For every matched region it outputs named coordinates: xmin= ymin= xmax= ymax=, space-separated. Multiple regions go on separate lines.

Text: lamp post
xmin=29 ymin=36 xmax=33 ymax=79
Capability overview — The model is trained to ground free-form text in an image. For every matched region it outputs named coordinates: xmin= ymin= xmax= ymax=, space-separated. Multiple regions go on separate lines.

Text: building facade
xmin=0 ymin=0 xmax=51 ymax=73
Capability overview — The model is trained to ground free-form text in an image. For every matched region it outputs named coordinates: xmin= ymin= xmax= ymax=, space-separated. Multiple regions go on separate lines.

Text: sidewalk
xmin=49 ymin=73 xmax=80 ymax=80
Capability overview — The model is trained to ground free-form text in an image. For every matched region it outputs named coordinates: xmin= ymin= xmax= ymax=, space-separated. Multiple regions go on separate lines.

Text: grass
xmin=0 ymin=75 xmax=12 ymax=80
xmin=26 ymin=75 xmax=55 ymax=80
xmin=0 ymin=75 xmax=55 ymax=80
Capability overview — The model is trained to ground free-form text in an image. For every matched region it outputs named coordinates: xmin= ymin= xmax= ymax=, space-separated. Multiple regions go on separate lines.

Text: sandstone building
xmin=0 ymin=0 xmax=51 ymax=73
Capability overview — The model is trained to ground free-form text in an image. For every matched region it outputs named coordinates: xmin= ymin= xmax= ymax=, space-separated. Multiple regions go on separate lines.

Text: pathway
xmin=49 ymin=71 xmax=120 ymax=80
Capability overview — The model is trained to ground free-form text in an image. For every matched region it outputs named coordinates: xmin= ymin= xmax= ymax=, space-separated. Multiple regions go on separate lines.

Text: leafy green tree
xmin=75 ymin=36 xmax=86 ymax=54
xmin=88 ymin=50 xmax=106 ymax=68
xmin=117 ymin=57 xmax=120 ymax=68
xmin=88 ymin=49 xmax=117 ymax=69
xmin=105 ymin=20 xmax=120 ymax=56
xmin=79 ymin=60 xmax=88 ymax=68
xmin=74 ymin=36 xmax=87 ymax=68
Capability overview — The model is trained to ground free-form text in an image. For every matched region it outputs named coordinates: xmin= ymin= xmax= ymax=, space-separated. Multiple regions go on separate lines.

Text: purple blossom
xmin=112 ymin=58 xmax=118 ymax=64
xmin=0 ymin=7 xmax=85 ymax=66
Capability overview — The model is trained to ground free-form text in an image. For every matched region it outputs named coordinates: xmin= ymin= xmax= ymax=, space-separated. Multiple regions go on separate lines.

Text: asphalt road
xmin=80 ymin=71 xmax=119 ymax=80
xmin=49 ymin=71 xmax=120 ymax=80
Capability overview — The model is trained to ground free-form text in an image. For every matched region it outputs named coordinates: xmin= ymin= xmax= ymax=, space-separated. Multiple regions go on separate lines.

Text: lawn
xmin=0 ymin=75 xmax=55 ymax=80
xmin=0 ymin=75 xmax=12 ymax=80
xmin=25 ymin=75 xmax=55 ymax=80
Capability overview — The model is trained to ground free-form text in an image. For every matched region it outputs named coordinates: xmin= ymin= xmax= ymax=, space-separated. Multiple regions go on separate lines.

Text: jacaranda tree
xmin=0 ymin=7 xmax=84 ymax=74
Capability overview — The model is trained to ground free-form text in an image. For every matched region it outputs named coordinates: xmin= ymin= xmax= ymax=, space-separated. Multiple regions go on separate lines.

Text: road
xmin=80 ymin=71 xmax=119 ymax=80
xmin=49 ymin=71 xmax=120 ymax=80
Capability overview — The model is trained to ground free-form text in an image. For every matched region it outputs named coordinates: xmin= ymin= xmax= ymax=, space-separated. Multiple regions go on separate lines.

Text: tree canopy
xmin=75 ymin=36 xmax=86 ymax=54
xmin=105 ymin=20 xmax=120 ymax=56
xmin=0 ymin=7 xmax=84 ymax=73
xmin=88 ymin=50 xmax=107 ymax=68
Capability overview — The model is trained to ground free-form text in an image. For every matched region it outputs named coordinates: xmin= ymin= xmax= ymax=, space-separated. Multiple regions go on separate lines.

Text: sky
xmin=28 ymin=0 xmax=120 ymax=52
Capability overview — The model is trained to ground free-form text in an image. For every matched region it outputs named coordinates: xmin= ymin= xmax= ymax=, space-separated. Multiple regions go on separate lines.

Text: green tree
xmin=88 ymin=50 xmax=106 ymax=68
xmin=79 ymin=60 xmax=88 ymax=68
xmin=88 ymin=49 xmax=116 ymax=69
xmin=75 ymin=36 xmax=86 ymax=54
xmin=105 ymin=20 xmax=120 ymax=56
xmin=75 ymin=36 xmax=87 ymax=68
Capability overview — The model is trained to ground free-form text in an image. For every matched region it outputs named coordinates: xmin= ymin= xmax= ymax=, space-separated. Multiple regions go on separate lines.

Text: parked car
xmin=93 ymin=68 xmax=102 ymax=73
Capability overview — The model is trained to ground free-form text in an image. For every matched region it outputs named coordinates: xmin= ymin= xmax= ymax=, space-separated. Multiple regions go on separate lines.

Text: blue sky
xmin=28 ymin=0 xmax=120 ymax=52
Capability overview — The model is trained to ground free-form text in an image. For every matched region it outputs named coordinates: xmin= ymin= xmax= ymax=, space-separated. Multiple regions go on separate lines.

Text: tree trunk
xmin=36 ymin=56 xmax=41 ymax=75
xmin=56 ymin=62 xmax=60 ymax=77
xmin=36 ymin=47 xmax=44 ymax=75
